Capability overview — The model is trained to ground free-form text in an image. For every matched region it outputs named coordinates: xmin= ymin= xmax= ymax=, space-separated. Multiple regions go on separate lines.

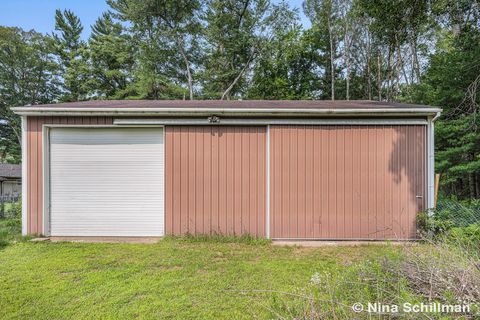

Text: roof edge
xmin=11 ymin=107 xmax=442 ymax=117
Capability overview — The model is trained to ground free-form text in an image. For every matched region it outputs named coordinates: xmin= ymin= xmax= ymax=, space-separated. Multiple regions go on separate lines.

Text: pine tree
xmin=52 ymin=9 xmax=89 ymax=101
xmin=88 ymin=12 xmax=134 ymax=98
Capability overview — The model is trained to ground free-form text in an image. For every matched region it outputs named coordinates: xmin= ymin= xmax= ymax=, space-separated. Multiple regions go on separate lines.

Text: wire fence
xmin=434 ymin=199 xmax=480 ymax=227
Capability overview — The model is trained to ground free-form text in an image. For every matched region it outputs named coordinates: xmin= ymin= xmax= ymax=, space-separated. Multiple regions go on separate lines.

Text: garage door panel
xmin=270 ymin=125 xmax=426 ymax=240
xmin=49 ymin=128 xmax=164 ymax=237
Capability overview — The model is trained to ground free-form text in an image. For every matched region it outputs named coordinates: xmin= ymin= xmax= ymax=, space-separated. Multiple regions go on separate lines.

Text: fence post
xmin=0 ymin=196 xmax=4 ymax=219
xmin=434 ymin=173 xmax=440 ymax=208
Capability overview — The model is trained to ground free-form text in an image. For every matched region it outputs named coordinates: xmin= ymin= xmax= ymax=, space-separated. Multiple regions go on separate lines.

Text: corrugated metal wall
xmin=26 ymin=118 xmax=426 ymax=240
xmin=165 ymin=126 xmax=266 ymax=236
xmin=270 ymin=125 xmax=426 ymax=240
xmin=26 ymin=116 xmax=113 ymax=235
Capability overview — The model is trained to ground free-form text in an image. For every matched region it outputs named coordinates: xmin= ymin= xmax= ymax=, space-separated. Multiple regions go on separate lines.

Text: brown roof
xmin=0 ymin=164 xmax=21 ymax=179
xmin=20 ymin=99 xmax=436 ymax=109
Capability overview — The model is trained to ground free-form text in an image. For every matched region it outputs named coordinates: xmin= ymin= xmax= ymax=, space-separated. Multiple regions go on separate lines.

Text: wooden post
xmin=434 ymin=173 xmax=440 ymax=208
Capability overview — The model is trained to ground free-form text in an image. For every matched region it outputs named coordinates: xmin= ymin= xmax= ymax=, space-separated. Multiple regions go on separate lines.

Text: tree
xmin=108 ymin=0 xmax=203 ymax=100
xmin=0 ymin=27 xmax=59 ymax=163
xmin=52 ymin=9 xmax=89 ymax=101
xmin=401 ymin=1 xmax=480 ymax=198
xmin=88 ymin=12 xmax=135 ymax=98
xmin=303 ymin=0 xmax=341 ymax=100
xmin=247 ymin=23 xmax=321 ymax=99
xmin=356 ymin=0 xmax=430 ymax=101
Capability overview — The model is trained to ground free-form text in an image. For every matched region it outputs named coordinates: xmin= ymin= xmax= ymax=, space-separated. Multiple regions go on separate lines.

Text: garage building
xmin=13 ymin=100 xmax=441 ymax=240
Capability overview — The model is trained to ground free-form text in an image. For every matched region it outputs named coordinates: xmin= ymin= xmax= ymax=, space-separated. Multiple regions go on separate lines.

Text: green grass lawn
xmin=0 ymin=233 xmax=397 ymax=319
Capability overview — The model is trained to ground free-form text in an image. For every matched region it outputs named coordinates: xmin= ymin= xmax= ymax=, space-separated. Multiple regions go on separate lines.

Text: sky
xmin=0 ymin=0 xmax=310 ymax=39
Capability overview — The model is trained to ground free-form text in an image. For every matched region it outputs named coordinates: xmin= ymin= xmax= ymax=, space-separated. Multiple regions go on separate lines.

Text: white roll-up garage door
xmin=49 ymin=127 xmax=164 ymax=236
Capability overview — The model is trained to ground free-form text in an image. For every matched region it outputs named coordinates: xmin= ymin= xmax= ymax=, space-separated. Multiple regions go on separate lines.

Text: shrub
xmin=446 ymin=223 xmax=480 ymax=249
xmin=5 ymin=201 xmax=21 ymax=220
xmin=417 ymin=199 xmax=480 ymax=251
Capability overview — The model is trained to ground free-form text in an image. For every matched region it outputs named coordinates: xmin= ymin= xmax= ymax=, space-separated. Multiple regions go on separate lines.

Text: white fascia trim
xmin=427 ymin=117 xmax=435 ymax=211
xmin=427 ymin=110 xmax=441 ymax=212
xmin=42 ymin=126 xmax=50 ymax=236
xmin=114 ymin=118 xmax=429 ymax=126
xmin=21 ymin=116 xmax=28 ymax=235
xmin=12 ymin=107 xmax=443 ymax=117
xmin=162 ymin=127 xmax=166 ymax=236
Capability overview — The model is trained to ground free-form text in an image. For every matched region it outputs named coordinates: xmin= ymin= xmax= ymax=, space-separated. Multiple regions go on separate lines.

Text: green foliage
xmin=417 ymin=211 xmax=455 ymax=235
xmin=0 ymin=202 xmax=25 ymax=248
xmin=52 ymin=9 xmax=89 ymax=101
xmin=88 ymin=12 xmax=135 ymax=99
xmin=202 ymin=0 xmax=272 ymax=99
xmin=0 ymin=27 xmax=59 ymax=163
xmin=107 ymin=0 xmax=203 ymax=99
xmin=247 ymin=25 xmax=321 ymax=99
xmin=398 ymin=2 xmax=480 ymax=199
xmin=4 ymin=201 xmax=21 ymax=220
xmin=446 ymin=224 xmax=480 ymax=248
xmin=417 ymin=198 xmax=480 ymax=251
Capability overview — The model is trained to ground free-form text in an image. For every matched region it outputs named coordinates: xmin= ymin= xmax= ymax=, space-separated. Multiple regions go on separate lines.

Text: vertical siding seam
xmin=226 ymin=127 xmax=230 ymax=234
xmin=312 ymin=127 xmax=316 ymax=238
xmin=384 ymin=126 xmax=387 ymax=238
xmin=218 ymin=127 xmax=221 ymax=233
xmin=194 ymin=128 xmax=197 ymax=234
xmin=334 ymin=126 xmax=337 ymax=238
xmin=295 ymin=127 xmax=298 ymax=237
xmin=267 ymin=126 xmax=270 ymax=237
xmin=304 ymin=126 xmax=307 ymax=237
xmin=239 ymin=127 xmax=242 ymax=235
xmin=180 ymin=127 xmax=183 ymax=234
xmin=351 ymin=126 xmax=354 ymax=237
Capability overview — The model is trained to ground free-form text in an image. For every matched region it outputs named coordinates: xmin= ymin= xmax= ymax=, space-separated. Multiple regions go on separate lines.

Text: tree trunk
xmin=221 ymin=52 xmax=255 ymax=100
xmin=344 ymin=20 xmax=351 ymax=100
xmin=176 ymin=37 xmax=194 ymax=100
xmin=8 ymin=121 xmax=21 ymax=148
xmin=469 ymin=172 xmax=475 ymax=199
xmin=366 ymin=58 xmax=372 ymax=100
xmin=328 ymin=17 xmax=335 ymax=101
xmin=377 ymin=54 xmax=382 ymax=101
xmin=397 ymin=45 xmax=409 ymax=86
xmin=475 ymin=173 xmax=480 ymax=199
xmin=345 ymin=40 xmax=350 ymax=100
xmin=366 ymin=31 xmax=372 ymax=100
xmin=386 ymin=47 xmax=392 ymax=101
xmin=411 ymin=38 xmax=421 ymax=82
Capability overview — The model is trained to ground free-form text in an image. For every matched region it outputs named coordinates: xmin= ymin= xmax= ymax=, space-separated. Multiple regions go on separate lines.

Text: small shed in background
xmin=0 ymin=164 xmax=22 ymax=197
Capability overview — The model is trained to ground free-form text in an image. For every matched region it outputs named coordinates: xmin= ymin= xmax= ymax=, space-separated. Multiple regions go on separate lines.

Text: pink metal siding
xmin=26 ymin=116 xmax=113 ymax=235
xmin=270 ymin=125 xmax=426 ymax=240
xmin=165 ymin=126 xmax=266 ymax=236
xmin=26 ymin=118 xmax=426 ymax=240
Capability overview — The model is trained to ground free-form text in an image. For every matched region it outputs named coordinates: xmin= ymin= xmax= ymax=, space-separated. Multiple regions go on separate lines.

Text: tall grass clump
xmin=262 ymin=199 xmax=480 ymax=319
xmin=0 ymin=201 xmax=25 ymax=248
xmin=263 ymin=250 xmax=422 ymax=319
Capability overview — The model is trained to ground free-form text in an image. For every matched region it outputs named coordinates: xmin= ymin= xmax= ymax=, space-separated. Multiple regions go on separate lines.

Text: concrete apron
xmin=272 ymin=240 xmax=417 ymax=247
